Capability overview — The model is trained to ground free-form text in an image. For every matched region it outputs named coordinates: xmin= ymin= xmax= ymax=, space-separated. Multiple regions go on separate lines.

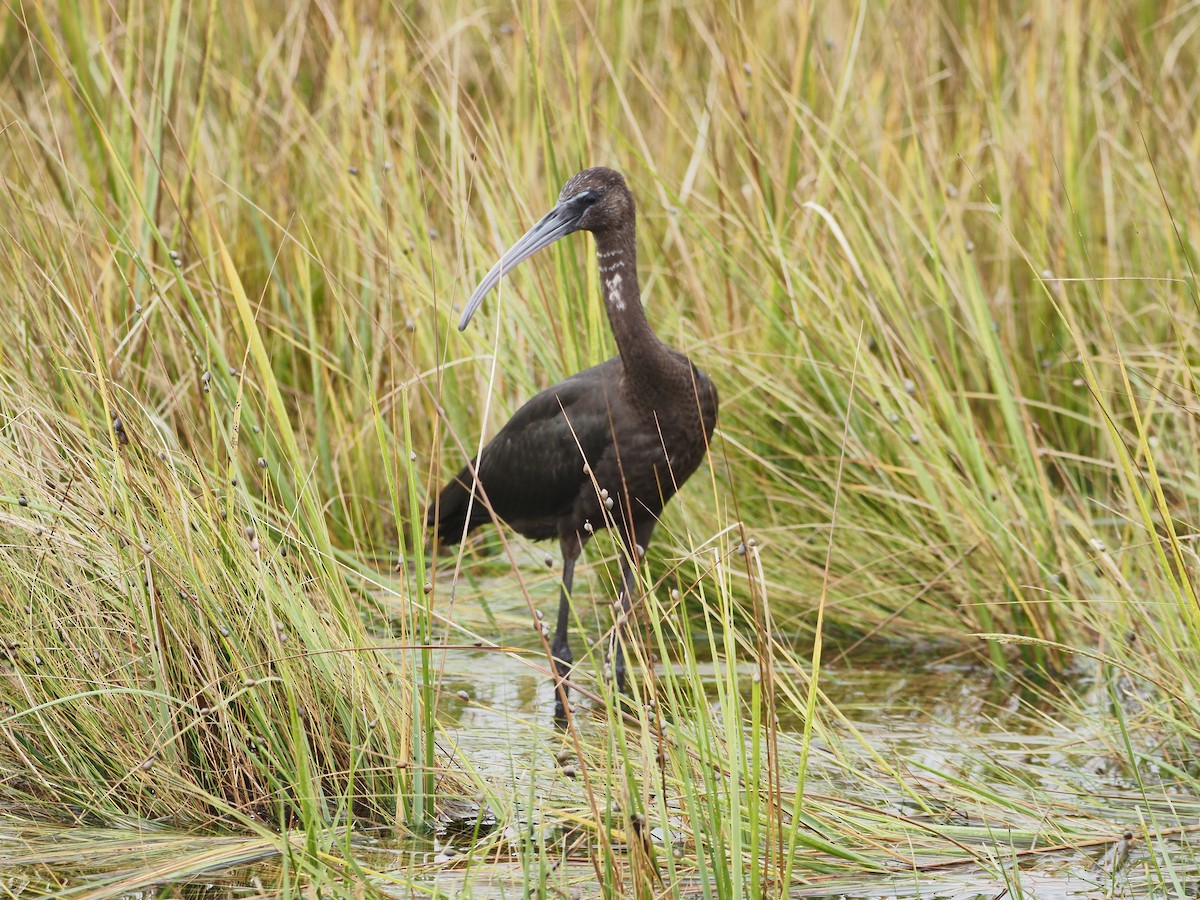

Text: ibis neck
xmin=593 ymin=228 xmax=665 ymax=378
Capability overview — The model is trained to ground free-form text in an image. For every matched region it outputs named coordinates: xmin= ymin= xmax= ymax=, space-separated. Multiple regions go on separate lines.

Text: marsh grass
xmin=2 ymin=0 xmax=1200 ymax=895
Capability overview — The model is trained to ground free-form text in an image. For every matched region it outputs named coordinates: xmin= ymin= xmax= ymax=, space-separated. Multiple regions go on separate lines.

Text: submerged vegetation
xmin=1 ymin=0 xmax=1198 ymax=895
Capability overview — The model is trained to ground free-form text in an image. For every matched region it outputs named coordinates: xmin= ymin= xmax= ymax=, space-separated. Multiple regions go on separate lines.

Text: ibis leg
xmin=551 ymin=538 xmax=580 ymax=721
xmin=609 ymin=522 xmax=655 ymax=695
xmin=609 ymin=553 xmax=637 ymax=694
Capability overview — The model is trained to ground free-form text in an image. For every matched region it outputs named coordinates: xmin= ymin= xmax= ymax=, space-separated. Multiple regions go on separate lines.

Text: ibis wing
xmin=473 ymin=364 xmax=617 ymax=522
xmin=431 ymin=360 xmax=621 ymax=542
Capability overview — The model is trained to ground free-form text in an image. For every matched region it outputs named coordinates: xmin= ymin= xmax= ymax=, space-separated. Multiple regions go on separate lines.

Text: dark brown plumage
xmin=429 ymin=167 xmax=718 ymax=718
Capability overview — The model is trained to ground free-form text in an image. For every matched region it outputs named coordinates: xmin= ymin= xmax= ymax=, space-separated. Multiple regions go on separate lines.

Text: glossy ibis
xmin=429 ymin=167 xmax=718 ymax=719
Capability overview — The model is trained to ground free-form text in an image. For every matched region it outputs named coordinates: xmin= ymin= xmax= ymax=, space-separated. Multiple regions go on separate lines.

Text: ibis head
xmin=458 ymin=167 xmax=634 ymax=331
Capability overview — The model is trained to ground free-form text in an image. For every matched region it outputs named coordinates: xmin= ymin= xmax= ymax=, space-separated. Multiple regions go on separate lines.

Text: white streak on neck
xmin=604 ymin=273 xmax=625 ymax=311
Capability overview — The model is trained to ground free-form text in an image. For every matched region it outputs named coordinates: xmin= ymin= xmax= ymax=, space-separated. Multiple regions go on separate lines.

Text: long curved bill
xmin=458 ymin=195 xmax=590 ymax=331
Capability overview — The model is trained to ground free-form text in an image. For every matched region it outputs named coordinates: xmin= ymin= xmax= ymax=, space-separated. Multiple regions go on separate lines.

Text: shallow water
xmin=390 ymin=578 xmax=1196 ymax=899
